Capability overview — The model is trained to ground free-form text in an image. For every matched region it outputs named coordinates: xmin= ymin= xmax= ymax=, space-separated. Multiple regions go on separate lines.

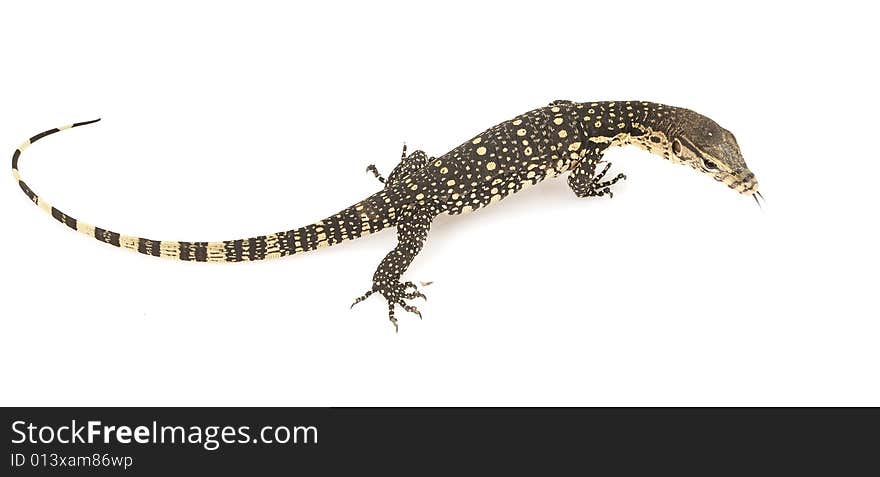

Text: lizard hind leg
xmin=365 ymin=143 xmax=408 ymax=184
xmin=384 ymin=147 xmax=430 ymax=188
xmin=366 ymin=143 xmax=430 ymax=187
xmin=365 ymin=143 xmax=431 ymax=188
xmin=350 ymin=205 xmax=433 ymax=331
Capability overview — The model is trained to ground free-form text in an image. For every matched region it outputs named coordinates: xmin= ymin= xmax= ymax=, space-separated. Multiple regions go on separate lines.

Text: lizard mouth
xmin=737 ymin=180 xmax=758 ymax=195
xmin=738 ymin=183 xmax=759 ymax=198
xmin=730 ymin=175 xmax=763 ymax=208
xmin=721 ymin=171 xmax=758 ymax=195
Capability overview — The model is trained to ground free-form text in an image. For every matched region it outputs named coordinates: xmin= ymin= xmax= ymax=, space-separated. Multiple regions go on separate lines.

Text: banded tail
xmin=12 ymin=120 xmax=400 ymax=262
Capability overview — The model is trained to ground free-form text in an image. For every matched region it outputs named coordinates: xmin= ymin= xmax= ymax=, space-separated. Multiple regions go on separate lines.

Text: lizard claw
xmin=403 ymin=291 xmax=427 ymax=301
xmin=398 ymin=301 xmax=422 ymax=320
xmin=402 ymin=281 xmax=427 ymax=301
xmin=351 ymin=290 xmax=374 ymax=309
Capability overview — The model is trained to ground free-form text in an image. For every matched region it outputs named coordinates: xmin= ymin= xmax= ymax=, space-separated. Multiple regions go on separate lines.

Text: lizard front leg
xmin=567 ymin=143 xmax=627 ymax=198
xmin=366 ymin=144 xmax=430 ymax=188
xmin=350 ymin=204 xmax=433 ymax=331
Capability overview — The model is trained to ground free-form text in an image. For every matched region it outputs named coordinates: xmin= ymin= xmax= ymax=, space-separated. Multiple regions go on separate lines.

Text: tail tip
xmin=72 ymin=118 xmax=102 ymax=128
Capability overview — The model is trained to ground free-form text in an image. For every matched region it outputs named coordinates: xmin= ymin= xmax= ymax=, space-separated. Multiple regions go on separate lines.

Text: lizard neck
xmin=577 ymin=100 xmax=682 ymax=162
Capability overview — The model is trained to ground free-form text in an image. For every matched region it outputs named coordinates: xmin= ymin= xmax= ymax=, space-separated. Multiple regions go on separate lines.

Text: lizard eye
xmin=671 ymin=138 xmax=682 ymax=155
xmin=703 ymin=159 xmax=718 ymax=170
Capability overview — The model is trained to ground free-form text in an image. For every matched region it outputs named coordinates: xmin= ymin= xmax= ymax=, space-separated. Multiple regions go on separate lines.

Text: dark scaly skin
xmin=11 ymin=101 xmax=759 ymax=330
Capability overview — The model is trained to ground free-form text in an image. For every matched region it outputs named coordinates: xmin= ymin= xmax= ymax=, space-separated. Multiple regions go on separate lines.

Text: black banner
xmin=3 ymin=408 xmax=878 ymax=474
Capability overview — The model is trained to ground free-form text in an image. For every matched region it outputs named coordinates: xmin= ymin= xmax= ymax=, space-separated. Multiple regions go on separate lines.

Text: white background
xmin=1 ymin=1 xmax=877 ymax=406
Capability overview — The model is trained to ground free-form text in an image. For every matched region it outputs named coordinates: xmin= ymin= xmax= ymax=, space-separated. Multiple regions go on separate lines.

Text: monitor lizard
xmin=11 ymin=100 xmax=761 ymax=331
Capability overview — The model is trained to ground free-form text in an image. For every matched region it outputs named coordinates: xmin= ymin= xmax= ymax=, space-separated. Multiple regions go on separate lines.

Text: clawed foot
xmin=568 ymin=160 xmax=627 ymax=199
xmin=590 ymin=162 xmax=626 ymax=198
xmin=351 ymin=280 xmax=427 ymax=331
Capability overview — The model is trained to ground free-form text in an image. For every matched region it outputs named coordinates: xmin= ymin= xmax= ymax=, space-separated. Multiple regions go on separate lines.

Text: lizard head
xmin=667 ymin=109 xmax=760 ymax=201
